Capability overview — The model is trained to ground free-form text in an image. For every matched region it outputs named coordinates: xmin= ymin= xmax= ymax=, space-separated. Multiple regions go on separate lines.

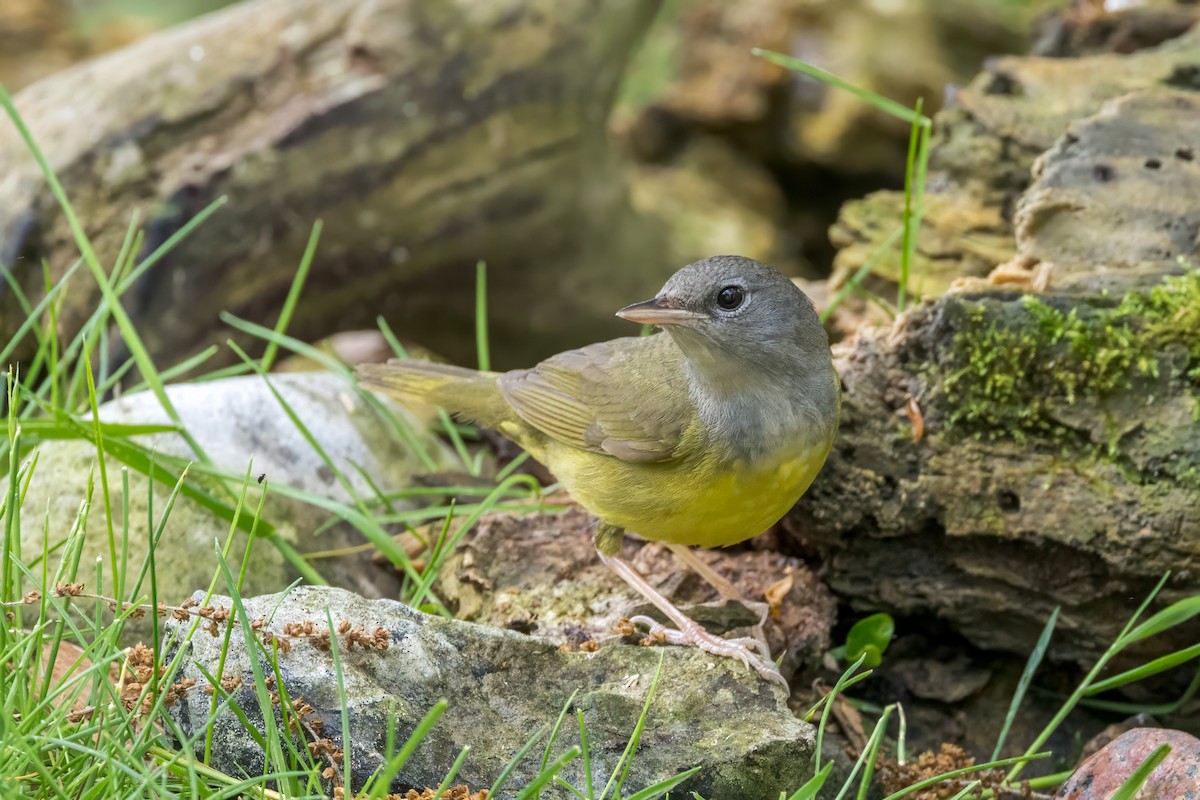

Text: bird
xmin=358 ymin=255 xmax=840 ymax=684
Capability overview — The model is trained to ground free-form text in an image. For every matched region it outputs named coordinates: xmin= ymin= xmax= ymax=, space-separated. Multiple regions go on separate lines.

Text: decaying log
xmin=0 ymin=0 xmax=665 ymax=370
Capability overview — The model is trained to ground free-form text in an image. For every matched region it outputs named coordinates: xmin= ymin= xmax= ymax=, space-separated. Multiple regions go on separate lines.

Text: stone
xmin=1056 ymin=727 xmax=1200 ymax=799
xmin=1015 ymin=89 xmax=1200 ymax=292
xmin=792 ymin=59 xmax=1200 ymax=666
xmin=10 ymin=373 xmax=453 ymax=636
xmin=436 ymin=508 xmax=836 ymax=681
xmin=165 ymin=585 xmax=815 ymax=799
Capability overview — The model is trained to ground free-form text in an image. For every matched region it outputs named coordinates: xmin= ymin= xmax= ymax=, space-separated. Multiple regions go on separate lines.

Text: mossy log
xmin=0 ymin=0 xmax=664 ymax=370
xmin=797 ymin=36 xmax=1200 ymax=668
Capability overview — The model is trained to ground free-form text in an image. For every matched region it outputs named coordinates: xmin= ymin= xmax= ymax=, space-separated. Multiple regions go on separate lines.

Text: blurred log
xmin=0 ymin=0 xmax=665 ymax=371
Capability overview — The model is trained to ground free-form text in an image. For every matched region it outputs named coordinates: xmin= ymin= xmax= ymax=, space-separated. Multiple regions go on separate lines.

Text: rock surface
xmin=830 ymin=26 xmax=1200 ymax=299
xmin=436 ymin=508 xmax=837 ymax=681
xmin=795 ymin=27 xmax=1200 ymax=666
xmin=10 ymin=373 xmax=452 ymax=631
xmin=1055 ymin=727 xmax=1200 ymax=799
xmin=165 ymin=585 xmax=815 ymax=799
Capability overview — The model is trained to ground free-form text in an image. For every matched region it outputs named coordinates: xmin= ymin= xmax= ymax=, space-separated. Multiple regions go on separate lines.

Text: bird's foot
xmin=629 ymin=614 xmax=785 ymax=686
xmin=601 ymin=552 xmax=788 ymax=688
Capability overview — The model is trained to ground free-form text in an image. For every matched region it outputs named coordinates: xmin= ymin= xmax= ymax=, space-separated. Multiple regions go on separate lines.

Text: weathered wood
xmin=0 ymin=0 xmax=664 ymax=370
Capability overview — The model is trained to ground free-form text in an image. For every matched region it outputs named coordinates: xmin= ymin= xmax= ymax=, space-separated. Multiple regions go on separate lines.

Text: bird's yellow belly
xmin=547 ymin=439 xmax=833 ymax=549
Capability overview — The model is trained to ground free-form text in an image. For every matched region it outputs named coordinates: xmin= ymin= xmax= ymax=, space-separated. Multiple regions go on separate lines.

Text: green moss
xmin=939 ymin=268 xmax=1200 ymax=445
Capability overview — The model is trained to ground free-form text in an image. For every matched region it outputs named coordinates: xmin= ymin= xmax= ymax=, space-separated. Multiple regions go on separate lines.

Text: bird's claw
xmin=628 ymin=615 xmax=787 ymax=687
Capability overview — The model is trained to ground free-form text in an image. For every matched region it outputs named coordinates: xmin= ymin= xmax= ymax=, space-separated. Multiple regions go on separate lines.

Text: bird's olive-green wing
xmin=497 ymin=335 xmax=693 ymax=462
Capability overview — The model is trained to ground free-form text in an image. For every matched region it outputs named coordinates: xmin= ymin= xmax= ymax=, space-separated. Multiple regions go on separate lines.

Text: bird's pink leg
xmin=663 ymin=542 xmax=774 ymax=659
xmin=600 ymin=552 xmax=786 ymax=687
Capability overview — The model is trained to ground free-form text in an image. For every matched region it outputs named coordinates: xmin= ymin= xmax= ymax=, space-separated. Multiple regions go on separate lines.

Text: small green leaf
xmin=1122 ymin=597 xmax=1200 ymax=644
xmin=846 ymin=613 xmax=895 ymax=667
xmin=784 ymin=761 xmax=833 ymax=800
xmin=1086 ymin=642 xmax=1200 ymax=695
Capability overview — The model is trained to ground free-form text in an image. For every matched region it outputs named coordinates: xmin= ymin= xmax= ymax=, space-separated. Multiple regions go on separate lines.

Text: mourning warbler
xmin=358 ymin=256 xmax=840 ymax=683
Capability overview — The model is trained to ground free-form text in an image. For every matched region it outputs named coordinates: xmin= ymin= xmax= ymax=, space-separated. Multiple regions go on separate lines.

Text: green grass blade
xmin=784 ymin=762 xmax=833 ymax=800
xmin=427 ymin=746 xmax=471 ymax=800
xmin=1122 ymin=596 xmax=1200 ymax=644
xmin=82 ymin=343 xmax=119 ymax=603
xmin=260 ymin=221 xmax=322 ymax=373
xmin=602 ymin=652 xmax=665 ymax=800
xmin=897 ymin=97 xmax=926 ymax=313
xmin=945 ymin=781 xmax=981 ymax=800
xmin=120 ymin=345 xmax=221 ymax=395
xmin=221 ymin=310 xmax=440 ymax=472
xmin=1115 ymin=572 xmax=1172 ymax=644
xmin=882 ymin=753 xmax=1049 ymax=800
xmin=622 ymin=766 xmax=702 ymax=800
xmin=820 ymin=226 xmax=903 ymax=323
xmin=1086 ymin=642 xmax=1200 ymax=695
xmin=0 ymin=259 xmax=83 ymax=368
xmin=853 ymin=706 xmax=893 ymax=800
xmin=475 ymin=261 xmax=490 ymax=372
xmin=992 ymin=606 xmax=1059 ymax=760
xmin=324 ymin=607 xmax=353 ymax=787
xmin=1082 ymin=662 xmax=1200 ymax=714
xmin=803 ymin=669 xmax=872 ymax=721
xmin=377 ymin=316 xmax=409 ymax=358
xmin=538 ymin=688 xmax=581 ymax=795
xmin=751 ymin=49 xmax=931 ymax=125
xmin=578 ymin=708 xmax=593 ymax=799
xmin=488 ymin=723 xmax=550 ymax=799
xmin=1008 ymin=574 xmax=1171 ymax=784
xmin=814 ymin=655 xmax=868 ymax=775
xmin=514 ymin=746 xmax=581 ymax=800
xmin=835 ymin=705 xmax=892 ymax=800
xmin=1110 ymin=743 xmax=1171 ymax=800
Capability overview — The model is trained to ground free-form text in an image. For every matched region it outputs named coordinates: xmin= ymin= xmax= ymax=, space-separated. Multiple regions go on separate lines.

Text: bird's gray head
xmin=616 ymin=256 xmax=830 ymax=383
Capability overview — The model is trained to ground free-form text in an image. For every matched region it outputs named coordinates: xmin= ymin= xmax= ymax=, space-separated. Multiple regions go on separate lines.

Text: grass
xmin=753 ymin=48 xmax=932 ymax=321
xmin=1 ymin=58 xmax=1197 ymax=800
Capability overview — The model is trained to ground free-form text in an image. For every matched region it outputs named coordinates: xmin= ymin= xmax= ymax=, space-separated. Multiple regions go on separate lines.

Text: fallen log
xmin=0 ymin=0 xmax=664 ymax=370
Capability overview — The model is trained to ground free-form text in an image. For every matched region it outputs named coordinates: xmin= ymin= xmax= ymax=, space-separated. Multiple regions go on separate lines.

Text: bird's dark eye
xmin=716 ymin=285 xmax=745 ymax=310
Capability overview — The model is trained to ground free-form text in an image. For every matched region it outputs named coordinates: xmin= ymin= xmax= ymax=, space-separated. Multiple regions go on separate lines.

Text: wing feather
xmin=497 ymin=336 xmax=690 ymax=463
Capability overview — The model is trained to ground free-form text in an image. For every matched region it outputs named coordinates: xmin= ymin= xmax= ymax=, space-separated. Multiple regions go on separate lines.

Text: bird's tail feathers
xmin=356 ymin=360 xmax=508 ymax=427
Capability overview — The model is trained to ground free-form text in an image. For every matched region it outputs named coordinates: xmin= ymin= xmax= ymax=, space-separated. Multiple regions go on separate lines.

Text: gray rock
xmin=165 ymin=585 xmax=815 ymax=799
xmin=438 ymin=508 xmax=836 ymax=682
xmin=793 ymin=46 xmax=1200 ymax=668
xmin=12 ymin=373 xmax=453 ymax=626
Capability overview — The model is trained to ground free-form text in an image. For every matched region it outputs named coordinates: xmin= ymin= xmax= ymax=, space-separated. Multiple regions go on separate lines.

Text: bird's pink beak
xmin=615 ymin=297 xmax=704 ymax=326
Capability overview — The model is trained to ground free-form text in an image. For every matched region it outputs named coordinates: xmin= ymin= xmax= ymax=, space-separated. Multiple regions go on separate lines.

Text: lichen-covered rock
xmin=165 ymin=585 xmax=815 ymax=799
xmin=795 ymin=47 xmax=1200 ymax=665
xmin=1055 ymin=727 xmax=1200 ymax=799
xmin=1015 ymin=89 xmax=1200 ymax=291
xmin=829 ymin=188 xmax=1014 ymax=297
xmin=830 ymin=26 xmax=1200 ymax=302
xmin=1031 ymin=0 xmax=1200 ymax=58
